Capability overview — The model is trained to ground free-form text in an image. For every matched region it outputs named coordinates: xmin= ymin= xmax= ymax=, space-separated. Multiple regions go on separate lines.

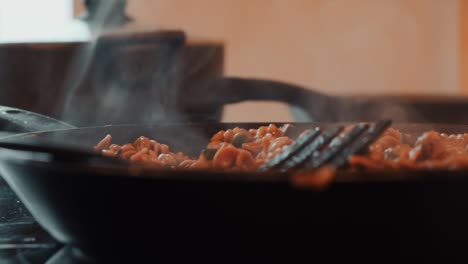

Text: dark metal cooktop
xmin=0 ymin=177 xmax=59 ymax=264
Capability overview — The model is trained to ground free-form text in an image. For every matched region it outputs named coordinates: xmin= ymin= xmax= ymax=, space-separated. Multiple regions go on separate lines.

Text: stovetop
xmin=1 ymin=175 xmax=149 ymax=264
xmin=0 ymin=177 xmax=60 ymax=264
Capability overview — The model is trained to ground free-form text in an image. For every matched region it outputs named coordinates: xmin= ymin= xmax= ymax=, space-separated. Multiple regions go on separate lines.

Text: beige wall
xmin=124 ymin=0 xmax=459 ymax=121
xmin=461 ymin=0 xmax=468 ymax=93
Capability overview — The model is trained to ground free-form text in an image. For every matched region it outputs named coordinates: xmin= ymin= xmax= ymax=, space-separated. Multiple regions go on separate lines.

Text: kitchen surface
xmin=0 ymin=181 xmax=57 ymax=263
xmin=2 ymin=0 xmax=468 ymax=262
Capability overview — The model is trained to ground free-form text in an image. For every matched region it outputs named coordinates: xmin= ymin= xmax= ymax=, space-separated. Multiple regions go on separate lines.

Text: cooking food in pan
xmin=95 ymin=124 xmax=292 ymax=171
xmin=95 ymin=123 xmax=468 ymax=172
xmin=350 ymin=128 xmax=468 ymax=170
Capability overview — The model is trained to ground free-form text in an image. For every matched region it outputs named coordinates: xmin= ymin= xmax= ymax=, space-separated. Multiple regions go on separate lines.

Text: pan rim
xmin=2 ymin=121 xmax=468 ymax=185
xmin=2 ymin=146 xmax=468 ymax=185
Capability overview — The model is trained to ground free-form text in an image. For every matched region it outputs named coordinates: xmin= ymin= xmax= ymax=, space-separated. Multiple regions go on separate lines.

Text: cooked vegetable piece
xmin=232 ymin=132 xmax=251 ymax=148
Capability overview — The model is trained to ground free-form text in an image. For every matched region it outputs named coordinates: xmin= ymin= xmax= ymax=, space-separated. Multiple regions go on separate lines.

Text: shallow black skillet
xmin=1 ymin=106 xmax=468 ymax=260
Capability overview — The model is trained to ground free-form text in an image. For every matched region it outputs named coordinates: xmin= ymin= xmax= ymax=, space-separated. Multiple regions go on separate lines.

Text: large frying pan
xmin=1 ymin=105 xmax=468 ymax=260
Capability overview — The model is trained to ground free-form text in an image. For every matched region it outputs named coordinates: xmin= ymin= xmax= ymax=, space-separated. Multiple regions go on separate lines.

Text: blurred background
xmin=121 ymin=0 xmax=461 ymax=122
xmin=0 ymin=0 xmax=465 ymax=122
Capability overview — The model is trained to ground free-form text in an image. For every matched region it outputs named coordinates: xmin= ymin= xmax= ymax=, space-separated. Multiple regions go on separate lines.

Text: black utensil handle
xmin=182 ymin=77 xmax=338 ymax=122
xmin=0 ymin=106 xmax=75 ymax=133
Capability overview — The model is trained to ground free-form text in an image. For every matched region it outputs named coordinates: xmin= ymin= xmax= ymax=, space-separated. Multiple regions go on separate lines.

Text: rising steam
xmin=59 ymin=1 xmax=116 ymax=126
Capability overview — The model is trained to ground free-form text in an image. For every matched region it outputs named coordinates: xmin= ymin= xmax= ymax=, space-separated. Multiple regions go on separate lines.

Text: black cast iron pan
xmin=1 ymin=106 xmax=468 ymax=260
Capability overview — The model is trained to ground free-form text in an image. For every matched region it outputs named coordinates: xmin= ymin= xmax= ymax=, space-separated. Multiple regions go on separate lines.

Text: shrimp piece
xmin=134 ymin=136 xmax=151 ymax=150
xmin=268 ymin=137 xmax=293 ymax=153
xmin=235 ymin=149 xmax=257 ymax=171
xmin=95 ymin=134 xmax=112 ymax=151
xmin=130 ymin=148 xmax=149 ymax=162
xmin=191 ymin=155 xmax=212 ymax=170
xmin=242 ymin=141 xmax=263 ymax=154
xmin=256 ymin=126 xmax=268 ymax=138
xmin=121 ymin=150 xmax=137 ymax=160
xmin=223 ymin=129 xmax=235 ymax=143
xmin=179 ymin=160 xmax=196 ymax=169
xmin=211 ymin=131 xmax=225 ymax=142
xmin=102 ymin=149 xmax=117 ymax=157
xmin=158 ymin=154 xmax=177 ymax=167
xmin=160 ymin=144 xmax=170 ymax=154
xmin=213 ymin=145 xmax=239 ymax=169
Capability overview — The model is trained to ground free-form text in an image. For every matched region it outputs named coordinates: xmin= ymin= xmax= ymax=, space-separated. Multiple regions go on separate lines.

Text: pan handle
xmin=190 ymin=77 xmax=433 ymax=123
xmin=182 ymin=77 xmax=340 ymax=122
xmin=0 ymin=106 xmax=75 ymax=134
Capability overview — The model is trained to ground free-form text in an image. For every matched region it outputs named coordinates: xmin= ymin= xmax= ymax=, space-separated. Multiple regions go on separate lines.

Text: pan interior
xmin=3 ymin=122 xmax=468 ymax=180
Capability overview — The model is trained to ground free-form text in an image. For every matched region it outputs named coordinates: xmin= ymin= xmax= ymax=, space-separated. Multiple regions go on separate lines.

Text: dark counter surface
xmin=0 ymin=177 xmax=58 ymax=263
